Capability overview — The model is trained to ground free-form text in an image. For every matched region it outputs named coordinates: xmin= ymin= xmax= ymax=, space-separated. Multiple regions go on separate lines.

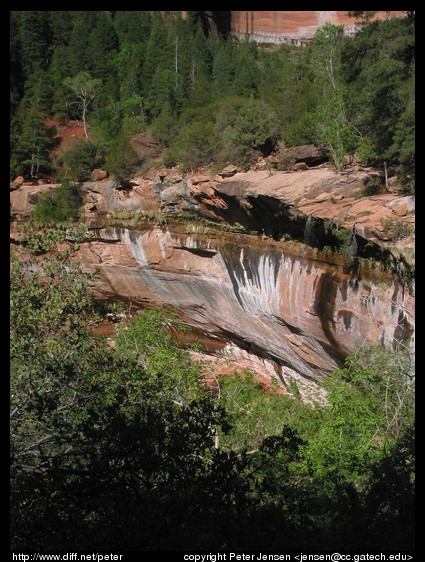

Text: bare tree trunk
xmin=82 ymin=103 xmax=88 ymax=140
xmin=384 ymin=161 xmax=389 ymax=190
xmin=30 ymin=127 xmax=36 ymax=177
xmin=175 ymin=36 xmax=178 ymax=88
xmin=214 ymin=427 xmax=219 ymax=449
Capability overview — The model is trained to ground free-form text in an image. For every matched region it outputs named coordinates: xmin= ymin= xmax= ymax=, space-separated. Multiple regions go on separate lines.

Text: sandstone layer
xmin=72 ymin=226 xmax=414 ymax=402
xmin=231 ymin=11 xmax=406 ymax=43
xmin=10 ymin=164 xmax=414 ymax=401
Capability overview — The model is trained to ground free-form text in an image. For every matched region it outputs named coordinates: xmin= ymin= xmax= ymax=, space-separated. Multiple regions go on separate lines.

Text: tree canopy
xmin=9 ymin=11 xmax=414 ymax=189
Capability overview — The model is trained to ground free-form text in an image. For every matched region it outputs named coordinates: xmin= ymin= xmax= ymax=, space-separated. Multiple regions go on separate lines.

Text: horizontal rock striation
xmin=76 ymin=226 xmax=414 ymax=402
xmin=231 ymin=11 xmax=406 ymax=44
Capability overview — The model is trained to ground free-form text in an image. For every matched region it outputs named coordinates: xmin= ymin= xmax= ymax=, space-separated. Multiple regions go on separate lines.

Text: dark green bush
xmin=56 ymin=139 xmax=100 ymax=181
xmin=362 ymin=177 xmax=384 ymax=196
xmin=33 ymin=181 xmax=83 ymax=225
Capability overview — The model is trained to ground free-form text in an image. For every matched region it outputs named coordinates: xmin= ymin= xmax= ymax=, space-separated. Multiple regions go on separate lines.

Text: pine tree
xmin=212 ymin=41 xmax=236 ymax=97
xmin=304 ymin=215 xmax=318 ymax=247
xmin=87 ymin=11 xmax=118 ymax=82
xmin=113 ymin=11 xmax=152 ymax=45
xmin=311 ymin=24 xmax=356 ymax=170
xmin=13 ymin=108 xmax=52 ymax=178
xmin=49 ymin=46 xmax=70 ymax=118
xmin=18 ymin=11 xmax=52 ymax=77
xmin=12 ymin=69 xmax=53 ymax=178
xmin=49 ymin=11 xmax=74 ymax=46
xmin=67 ymin=11 xmax=98 ymax=75
xmin=142 ymin=13 xmax=173 ymax=100
xmin=10 ymin=11 xmax=24 ymax=114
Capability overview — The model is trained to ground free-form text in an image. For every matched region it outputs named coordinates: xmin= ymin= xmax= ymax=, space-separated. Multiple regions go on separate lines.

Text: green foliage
xmin=17 ymin=11 xmax=52 ymax=77
xmin=10 ymin=12 xmax=414 ymax=185
xmin=11 ymin=109 xmax=53 ymax=179
xmin=221 ymin=97 xmax=279 ymax=164
xmin=301 ymin=346 xmax=414 ymax=483
xmin=56 ymin=138 xmax=99 ymax=181
xmin=218 ymin=371 xmax=287 ymax=450
xmin=10 ymin=69 xmax=54 ymax=179
xmin=340 ymin=16 xmax=415 ymax=186
xmin=115 ymin=307 xmax=203 ymax=405
xmin=310 ymin=25 xmax=357 ymax=170
xmin=105 ymin=117 xmax=141 ymax=187
xmin=64 ymin=72 xmax=102 ymax=139
xmin=175 ymin=120 xmax=219 ymax=171
xmin=381 ymin=217 xmax=413 ymax=241
xmin=33 ymin=180 xmax=83 ymax=225
xmin=10 ymin=226 xmax=415 ymax=550
xmin=362 ymin=176 xmax=383 ymax=196
xmin=304 ymin=215 xmax=318 ymax=247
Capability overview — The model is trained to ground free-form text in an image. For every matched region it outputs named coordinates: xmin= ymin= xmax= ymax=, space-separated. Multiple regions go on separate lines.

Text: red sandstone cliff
xmin=10 ymin=164 xmax=415 ymax=401
xmin=231 ymin=11 xmax=406 ymax=42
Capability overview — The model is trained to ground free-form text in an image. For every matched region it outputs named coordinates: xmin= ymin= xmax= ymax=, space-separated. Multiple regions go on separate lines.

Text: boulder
xmin=293 ymin=162 xmax=308 ymax=171
xmin=386 ymin=196 xmax=415 ymax=214
xmin=83 ymin=202 xmax=96 ymax=212
xmin=11 ymin=176 xmax=24 ymax=188
xmin=280 ymin=145 xmax=328 ymax=167
xmin=91 ymin=168 xmax=108 ymax=182
xmin=219 ymin=165 xmax=239 ymax=178
xmin=191 ymin=174 xmax=210 ymax=185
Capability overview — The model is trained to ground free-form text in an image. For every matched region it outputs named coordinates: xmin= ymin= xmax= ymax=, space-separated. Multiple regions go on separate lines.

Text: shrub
xmin=33 ymin=181 xmax=83 ymax=225
xmin=176 ymin=121 xmax=219 ymax=172
xmin=277 ymin=152 xmax=296 ymax=171
xmin=381 ymin=217 xmax=413 ymax=241
xmin=304 ymin=215 xmax=318 ymax=247
xmin=221 ymin=98 xmax=279 ymax=164
xmin=362 ymin=177 xmax=383 ymax=196
xmin=56 ymin=139 xmax=100 ymax=182
xmin=105 ymin=117 xmax=142 ymax=188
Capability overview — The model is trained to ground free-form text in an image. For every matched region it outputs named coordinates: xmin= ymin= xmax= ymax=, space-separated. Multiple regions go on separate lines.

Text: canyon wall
xmin=11 ymin=164 xmax=414 ymax=402
xmin=76 ymin=226 xmax=414 ymax=402
xmin=230 ymin=11 xmax=406 ymax=43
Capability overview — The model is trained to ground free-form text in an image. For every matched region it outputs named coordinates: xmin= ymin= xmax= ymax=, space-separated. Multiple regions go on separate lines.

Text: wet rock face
xmin=77 ymin=227 xmax=415 ymax=400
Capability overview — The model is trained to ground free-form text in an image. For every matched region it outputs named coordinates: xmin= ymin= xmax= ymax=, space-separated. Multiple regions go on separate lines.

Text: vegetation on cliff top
xmin=10 ymin=11 xmax=414 ymax=190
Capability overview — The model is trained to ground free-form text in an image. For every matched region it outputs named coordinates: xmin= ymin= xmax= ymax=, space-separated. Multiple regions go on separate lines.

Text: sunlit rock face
xmin=230 ymin=11 xmax=406 ymax=43
xmin=78 ymin=227 xmax=414 ymax=402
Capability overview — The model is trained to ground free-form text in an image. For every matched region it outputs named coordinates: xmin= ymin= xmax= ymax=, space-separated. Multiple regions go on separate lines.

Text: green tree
xmin=17 ymin=11 xmax=52 ymax=77
xmin=49 ymin=46 xmax=70 ymax=118
xmin=10 ymin=11 xmax=24 ymax=114
xmin=222 ymin=97 xmax=279 ymax=164
xmin=151 ymin=102 xmax=179 ymax=146
xmin=49 ymin=11 xmax=74 ymax=46
xmin=64 ymin=72 xmax=102 ymax=139
xmin=175 ymin=120 xmax=219 ymax=171
xmin=87 ymin=11 xmax=118 ymax=81
xmin=105 ymin=116 xmax=141 ymax=187
xmin=301 ymin=346 xmax=414 ymax=483
xmin=56 ymin=138 xmax=99 ymax=181
xmin=142 ymin=13 xmax=172 ymax=104
xmin=112 ymin=42 xmax=145 ymax=106
xmin=212 ymin=41 xmax=236 ymax=97
xmin=232 ymin=41 xmax=260 ymax=97
xmin=340 ymin=15 xmax=415 ymax=186
xmin=11 ymin=70 xmax=53 ymax=178
xmin=12 ymin=109 xmax=52 ymax=178
xmin=33 ymin=180 xmax=83 ymax=225
xmin=113 ymin=11 xmax=152 ymax=45
xmin=311 ymin=23 xmax=356 ymax=170
xmin=67 ymin=11 xmax=98 ymax=75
